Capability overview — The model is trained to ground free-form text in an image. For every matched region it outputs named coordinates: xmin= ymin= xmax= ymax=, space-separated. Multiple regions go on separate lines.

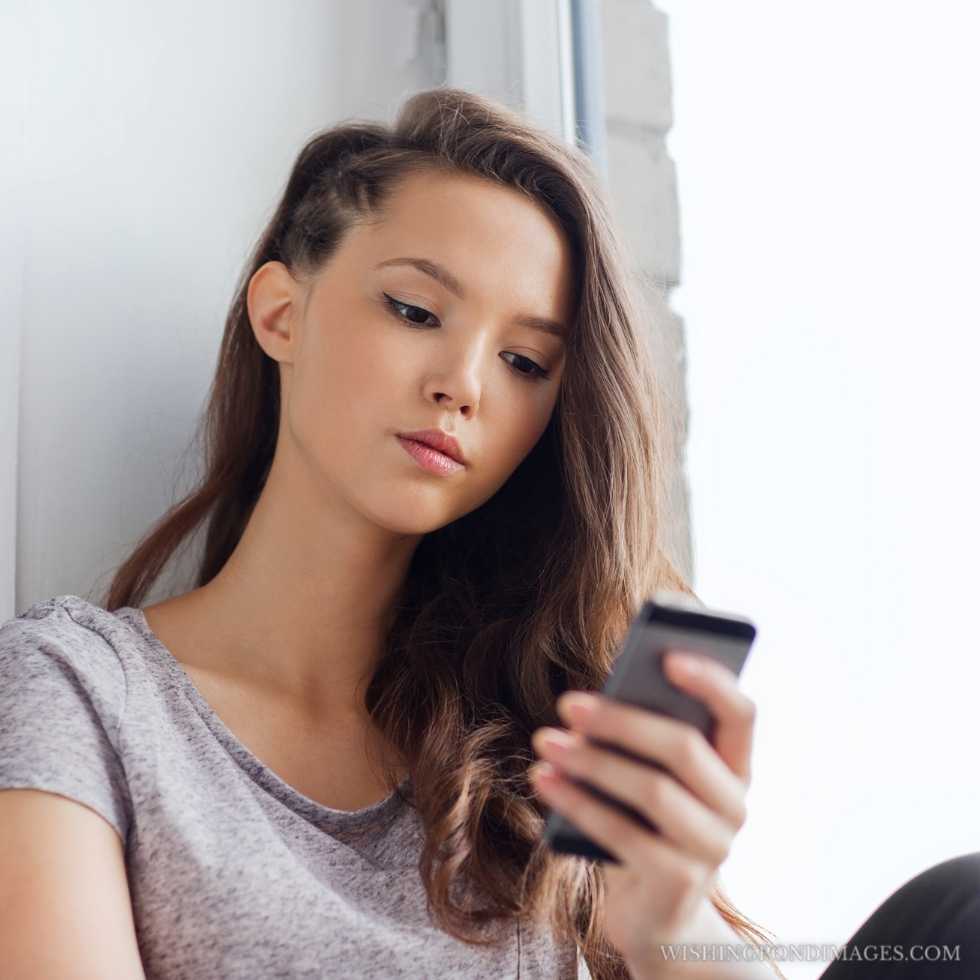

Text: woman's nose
xmin=424 ymin=338 xmax=488 ymax=413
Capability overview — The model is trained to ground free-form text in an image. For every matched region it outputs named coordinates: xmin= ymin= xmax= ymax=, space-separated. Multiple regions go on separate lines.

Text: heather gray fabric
xmin=1 ymin=594 xmax=589 ymax=979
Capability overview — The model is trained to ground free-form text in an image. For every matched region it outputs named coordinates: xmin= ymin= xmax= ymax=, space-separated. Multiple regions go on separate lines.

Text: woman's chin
xmin=363 ymin=494 xmax=463 ymax=538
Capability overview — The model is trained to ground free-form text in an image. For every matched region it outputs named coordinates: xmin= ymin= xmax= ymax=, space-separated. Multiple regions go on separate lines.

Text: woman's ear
xmin=246 ymin=260 xmax=304 ymax=366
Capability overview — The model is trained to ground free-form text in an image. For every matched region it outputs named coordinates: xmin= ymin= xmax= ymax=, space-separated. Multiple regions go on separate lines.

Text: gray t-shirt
xmin=0 ymin=594 xmax=587 ymax=979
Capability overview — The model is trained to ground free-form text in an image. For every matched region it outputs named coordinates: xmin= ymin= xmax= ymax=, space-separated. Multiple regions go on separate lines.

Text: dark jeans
xmin=814 ymin=851 xmax=980 ymax=978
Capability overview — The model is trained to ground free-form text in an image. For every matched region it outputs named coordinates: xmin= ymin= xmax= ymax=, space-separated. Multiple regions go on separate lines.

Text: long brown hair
xmin=102 ymin=86 xmax=783 ymax=979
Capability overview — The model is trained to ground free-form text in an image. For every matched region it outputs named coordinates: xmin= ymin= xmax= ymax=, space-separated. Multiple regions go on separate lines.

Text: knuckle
xmin=712 ymin=838 xmax=733 ymax=866
xmin=739 ymin=695 xmax=757 ymax=724
xmin=676 ymin=729 xmax=704 ymax=769
xmin=580 ymin=795 xmax=601 ymax=826
xmin=734 ymin=799 xmax=748 ymax=829
xmin=620 ymin=818 xmax=646 ymax=851
xmin=643 ymin=770 xmax=670 ymax=813
xmin=676 ymin=861 xmax=703 ymax=891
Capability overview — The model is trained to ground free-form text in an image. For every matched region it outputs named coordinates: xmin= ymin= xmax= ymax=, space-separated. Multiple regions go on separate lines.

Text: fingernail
xmin=560 ymin=692 xmax=597 ymax=725
xmin=530 ymin=761 xmax=558 ymax=782
xmin=539 ymin=729 xmax=575 ymax=754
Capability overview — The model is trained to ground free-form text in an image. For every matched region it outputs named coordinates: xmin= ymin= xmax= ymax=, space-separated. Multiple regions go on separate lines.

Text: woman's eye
xmin=501 ymin=352 xmax=550 ymax=381
xmin=383 ymin=293 xmax=550 ymax=382
xmin=384 ymin=294 xmax=438 ymax=327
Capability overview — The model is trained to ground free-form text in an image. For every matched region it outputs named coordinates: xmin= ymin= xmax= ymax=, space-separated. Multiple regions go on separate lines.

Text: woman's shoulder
xmin=0 ymin=594 xmax=138 ymax=842
xmin=0 ymin=593 xmax=139 ymax=720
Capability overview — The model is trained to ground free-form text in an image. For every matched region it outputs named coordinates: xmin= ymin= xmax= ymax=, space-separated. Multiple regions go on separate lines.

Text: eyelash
xmin=382 ymin=293 xmax=551 ymax=383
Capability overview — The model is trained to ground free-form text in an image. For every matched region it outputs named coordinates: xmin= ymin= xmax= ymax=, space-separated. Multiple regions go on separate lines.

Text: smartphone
xmin=541 ymin=589 xmax=757 ymax=864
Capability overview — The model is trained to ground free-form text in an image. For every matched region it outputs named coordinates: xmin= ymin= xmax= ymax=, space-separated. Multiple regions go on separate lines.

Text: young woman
xmin=1 ymin=87 xmax=977 ymax=980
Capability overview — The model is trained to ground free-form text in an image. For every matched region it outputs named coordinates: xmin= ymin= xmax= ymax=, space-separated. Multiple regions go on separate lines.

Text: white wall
xmin=0 ymin=1 xmax=28 ymax=621
xmin=657 ymin=2 xmax=980 ymax=976
xmin=4 ymin=0 xmax=451 ymax=620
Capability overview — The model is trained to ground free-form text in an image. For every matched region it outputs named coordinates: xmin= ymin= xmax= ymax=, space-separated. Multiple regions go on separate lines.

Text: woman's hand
xmin=530 ymin=650 xmax=757 ymax=977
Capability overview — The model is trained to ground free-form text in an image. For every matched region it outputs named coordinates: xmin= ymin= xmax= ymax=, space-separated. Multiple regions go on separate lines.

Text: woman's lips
xmin=396 ymin=436 xmax=465 ymax=476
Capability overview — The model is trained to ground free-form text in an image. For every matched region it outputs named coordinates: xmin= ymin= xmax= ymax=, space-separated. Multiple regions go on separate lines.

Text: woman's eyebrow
xmin=374 ymin=255 xmax=567 ymax=341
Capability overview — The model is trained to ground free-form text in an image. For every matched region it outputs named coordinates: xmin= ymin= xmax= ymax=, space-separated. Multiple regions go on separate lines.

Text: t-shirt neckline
xmin=117 ymin=603 xmax=409 ymax=830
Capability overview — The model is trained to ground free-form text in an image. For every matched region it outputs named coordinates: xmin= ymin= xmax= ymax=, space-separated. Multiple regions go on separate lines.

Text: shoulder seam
xmin=60 ymin=604 xmax=131 ymax=747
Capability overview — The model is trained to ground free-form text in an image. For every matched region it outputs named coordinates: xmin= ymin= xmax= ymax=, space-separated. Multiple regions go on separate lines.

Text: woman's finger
xmin=529 ymin=760 xmax=698 ymax=877
xmin=555 ymin=690 xmax=748 ymax=826
xmin=661 ymin=651 xmax=756 ymax=783
xmin=532 ymin=726 xmax=738 ymax=866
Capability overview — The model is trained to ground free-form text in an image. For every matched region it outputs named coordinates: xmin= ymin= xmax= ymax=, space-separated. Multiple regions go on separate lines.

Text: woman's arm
xmin=0 ymin=788 xmax=147 ymax=979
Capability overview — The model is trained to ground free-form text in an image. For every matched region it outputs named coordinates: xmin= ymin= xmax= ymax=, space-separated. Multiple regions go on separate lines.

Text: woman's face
xmin=248 ymin=168 xmax=574 ymax=535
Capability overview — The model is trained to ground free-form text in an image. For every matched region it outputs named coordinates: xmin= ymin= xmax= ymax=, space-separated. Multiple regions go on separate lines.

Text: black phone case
xmin=541 ymin=589 xmax=757 ymax=863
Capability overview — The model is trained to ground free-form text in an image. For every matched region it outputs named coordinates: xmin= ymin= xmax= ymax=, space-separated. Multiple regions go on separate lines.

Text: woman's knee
xmin=817 ymin=853 xmax=980 ymax=979
xmin=880 ymin=851 xmax=980 ymax=968
xmin=900 ymin=851 xmax=980 ymax=905
xmin=841 ymin=852 xmax=980 ymax=953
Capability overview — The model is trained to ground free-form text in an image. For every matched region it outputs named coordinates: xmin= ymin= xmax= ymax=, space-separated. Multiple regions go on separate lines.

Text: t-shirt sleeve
xmin=0 ymin=603 xmax=133 ymax=843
